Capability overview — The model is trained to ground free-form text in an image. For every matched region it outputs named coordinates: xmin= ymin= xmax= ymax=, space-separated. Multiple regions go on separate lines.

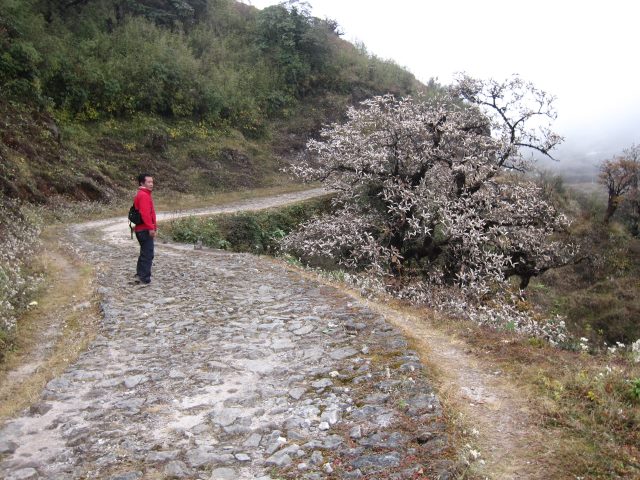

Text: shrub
xmin=0 ymin=199 xmax=43 ymax=359
xmin=163 ymin=197 xmax=333 ymax=253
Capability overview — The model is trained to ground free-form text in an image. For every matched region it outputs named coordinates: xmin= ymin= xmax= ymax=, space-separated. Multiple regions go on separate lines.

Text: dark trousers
xmin=135 ymin=230 xmax=154 ymax=283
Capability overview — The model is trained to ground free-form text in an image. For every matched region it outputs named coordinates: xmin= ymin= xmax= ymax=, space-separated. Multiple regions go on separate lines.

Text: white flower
xmin=631 ymin=339 xmax=640 ymax=363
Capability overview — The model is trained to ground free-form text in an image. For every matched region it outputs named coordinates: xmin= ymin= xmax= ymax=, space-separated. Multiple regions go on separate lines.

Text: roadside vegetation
xmin=163 ymin=195 xmax=333 ymax=253
xmin=0 ymin=199 xmax=44 ymax=359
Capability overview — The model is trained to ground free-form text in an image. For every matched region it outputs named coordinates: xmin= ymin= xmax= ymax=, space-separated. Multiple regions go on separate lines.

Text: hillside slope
xmin=0 ymin=0 xmax=430 ymax=202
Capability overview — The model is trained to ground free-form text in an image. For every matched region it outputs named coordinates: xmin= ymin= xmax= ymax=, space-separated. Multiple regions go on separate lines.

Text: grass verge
xmin=0 ymin=226 xmax=100 ymax=421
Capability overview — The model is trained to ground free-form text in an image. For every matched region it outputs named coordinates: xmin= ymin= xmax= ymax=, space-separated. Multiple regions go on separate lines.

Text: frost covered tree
xmin=283 ymin=75 xmax=577 ymax=296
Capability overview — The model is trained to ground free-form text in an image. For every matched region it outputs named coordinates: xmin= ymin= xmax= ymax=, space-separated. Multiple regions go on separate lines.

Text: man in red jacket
xmin=133 ymin=173 xmax=157 ymax=285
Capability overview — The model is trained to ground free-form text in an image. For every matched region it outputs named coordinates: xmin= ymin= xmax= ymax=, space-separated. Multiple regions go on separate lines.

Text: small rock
xmin=168 ymin=369 xmax=186 ymax=379
xmin=318 ymin=421 xmax=330 ymax=431
xmin=323 ymin=462 xmax=334 ymax=473
xmin=6 ymin=468 xmax=39 ymax=480
xmin=265 ymin=436 xmax=287 ymax=455
xmin=209 ymin=467 xmax=236 ymax=480
xmin=164 ymin=460 xmax=190 ymax=478
xmin=289 ymin=387 xmax=307 ymax=400
xmin=108 ymin=473 xmax=142 ymax=480
xmin=310 ymin=450 xmax=324 ymax=465
xmin=73 ymin=301 xmax=91 ymax=311
xmin=311 ymin=378 xmax=333 ymax=389
xmin=213 ymin=408 xmax=241 ymax=427
xmin=234 ymin=453 xmax=250 ymax=462
xmin=352 ymin=453 xmax=400 ymax=469
xmin=293 ymin=325 xmax=314 ymax=335
xmin=243 ymin=433 xmax=262 ymax=447
xmin=344 ymin=469 xmax=363 ymax=478
xmin=147 ymin=450 xmax=180 ymax=463
xmin=320 ymin=408 xmax=340 ymax=425
xmin=123 ymin=375 xmax=148 ymax=389
xmin=322 ymin=435 xmax=343 ymax=449
xmin=265 ymin=452 xmax=292 ymax=467
xmin=329 ymin=347 xmax=359 ymax=360
xmin=0 ymin=440 xmax=18 ymax=454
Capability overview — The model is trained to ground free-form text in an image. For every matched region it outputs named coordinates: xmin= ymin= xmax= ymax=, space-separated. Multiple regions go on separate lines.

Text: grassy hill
xmin=0 ymin=0 xmax=428 ymax=202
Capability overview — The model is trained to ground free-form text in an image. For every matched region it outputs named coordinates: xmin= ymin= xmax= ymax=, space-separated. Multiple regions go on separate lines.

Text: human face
xmin=142 ymin=176 xmax=154 ymax=191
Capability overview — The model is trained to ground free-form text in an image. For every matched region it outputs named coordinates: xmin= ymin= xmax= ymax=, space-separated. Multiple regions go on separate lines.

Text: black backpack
xmin=128 ymin=205 xmax=143 ymax=238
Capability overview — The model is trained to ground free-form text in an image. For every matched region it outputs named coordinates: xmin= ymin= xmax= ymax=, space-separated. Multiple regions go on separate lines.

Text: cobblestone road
xmin=0 ymin=191 xmax=455 ymax=480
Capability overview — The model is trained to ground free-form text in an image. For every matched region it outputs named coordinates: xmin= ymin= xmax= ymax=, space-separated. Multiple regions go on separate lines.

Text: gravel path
xmin=0 ymin=190 xmax=456 ymax=480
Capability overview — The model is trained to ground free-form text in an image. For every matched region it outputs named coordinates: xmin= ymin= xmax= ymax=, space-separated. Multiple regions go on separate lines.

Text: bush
xmin=163 ymin=197 xmax=333 ymax=253
xmin=0 ymin=199 xmax=43 ymax=359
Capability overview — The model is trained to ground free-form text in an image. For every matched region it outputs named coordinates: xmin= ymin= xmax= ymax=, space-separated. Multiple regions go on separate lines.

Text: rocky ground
xmin=0 ymin=191 xmax=457 ymax=480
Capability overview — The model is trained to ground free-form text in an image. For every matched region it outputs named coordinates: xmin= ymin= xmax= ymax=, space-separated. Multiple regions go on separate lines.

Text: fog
xmin=246 ymin=0 xmax=640 ymax=181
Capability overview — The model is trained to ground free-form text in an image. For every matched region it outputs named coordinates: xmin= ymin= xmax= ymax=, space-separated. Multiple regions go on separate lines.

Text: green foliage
xmin=0 ymin=0 xmax=420 ymax=132
xmin=630 ymin=378 xmax=640 ymax=400
xmin=0 ymin=0 xmax=425 ymax=203
xmin=163 ymin=196 xmax=333 ymax=253
xmin=0 ymin=199 xmax=44 ymax=360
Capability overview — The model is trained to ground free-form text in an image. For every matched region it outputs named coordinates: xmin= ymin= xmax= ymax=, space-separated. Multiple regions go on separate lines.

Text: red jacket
xmin=133 ymin=187 xmax=157 ymax=232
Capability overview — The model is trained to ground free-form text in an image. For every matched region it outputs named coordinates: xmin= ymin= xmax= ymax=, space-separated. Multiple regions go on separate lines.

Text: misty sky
xmin=245 ymin=0 xmax=640 ymax=171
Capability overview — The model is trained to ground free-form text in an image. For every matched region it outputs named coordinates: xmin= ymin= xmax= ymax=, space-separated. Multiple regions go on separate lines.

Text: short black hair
xmin=137 ymin=173 xmax=152 ymax=186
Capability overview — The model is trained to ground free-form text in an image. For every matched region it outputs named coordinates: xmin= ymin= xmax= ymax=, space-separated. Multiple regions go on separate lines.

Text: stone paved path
xmin=0 ymin=191 xmax=455 ymax=480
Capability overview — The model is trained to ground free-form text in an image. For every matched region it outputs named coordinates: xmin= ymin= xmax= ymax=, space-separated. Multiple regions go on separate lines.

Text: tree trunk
xmin=604 ymin=197 xmax=618 ymax=223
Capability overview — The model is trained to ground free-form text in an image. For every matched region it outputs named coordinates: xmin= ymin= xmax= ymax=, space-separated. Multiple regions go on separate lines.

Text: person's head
xmin=137 ymin=173 xmax=154 ymax=191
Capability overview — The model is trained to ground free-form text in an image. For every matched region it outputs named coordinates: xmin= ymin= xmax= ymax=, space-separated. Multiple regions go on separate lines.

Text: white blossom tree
xmin=282 ymin=75 xmax=576 ymax=297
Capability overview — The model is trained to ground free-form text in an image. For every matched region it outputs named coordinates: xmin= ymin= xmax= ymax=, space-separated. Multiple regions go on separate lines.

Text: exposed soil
xmin=359 ymin=303 xmax=557 ymax=479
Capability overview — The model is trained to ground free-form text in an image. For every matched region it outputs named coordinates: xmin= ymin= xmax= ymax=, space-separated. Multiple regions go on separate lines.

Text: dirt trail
xmin=363 ymin=304 xmax=550 ymax=479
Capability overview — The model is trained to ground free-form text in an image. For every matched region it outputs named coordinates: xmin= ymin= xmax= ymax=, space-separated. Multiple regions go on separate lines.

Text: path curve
xmin=0 ymin=189 xmax=456 ymax=480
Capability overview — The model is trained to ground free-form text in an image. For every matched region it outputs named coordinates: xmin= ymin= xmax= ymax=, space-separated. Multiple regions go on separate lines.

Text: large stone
xmin=352 ymin=453 xmax=401 ymax=470
xmin=210 ymin=468 xmax=236 ymax=480
xmin=288 ymin=387 xmax=307 ymax=400
xmin=6 ymin=468 xmax=39 ymax=480
xmin=329 ymin=347 xmax=359 ymax=360
xmin=311 ymin=378 xmax=333 ymax=389
xmin=265 ymin=451 xmax=292 ymax=467
xmin=123 ymin=375 xmax=148 ymax=389
xmin=0 ymin=440 xmax=18 ymax=454
xmin=108 ymin=472 xmax=142 ymax=480
xmin=164 ymin=460 xmax=190 ymax=478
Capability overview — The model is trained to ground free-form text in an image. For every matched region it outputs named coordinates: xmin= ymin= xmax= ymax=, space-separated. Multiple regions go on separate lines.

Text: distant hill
xmin=0 ymin=0 xmax=433 ymax=202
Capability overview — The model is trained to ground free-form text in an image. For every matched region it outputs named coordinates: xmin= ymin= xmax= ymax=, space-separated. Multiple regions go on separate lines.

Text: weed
xmin=630 ymin=378 xmax=640 ymax=400
xmin=0 ymin=199 xmax=44 ymax=359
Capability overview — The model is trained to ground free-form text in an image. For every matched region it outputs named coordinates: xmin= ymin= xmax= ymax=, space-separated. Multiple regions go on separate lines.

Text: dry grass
xmin=0 ymin=226 xmax=100 ymax=421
